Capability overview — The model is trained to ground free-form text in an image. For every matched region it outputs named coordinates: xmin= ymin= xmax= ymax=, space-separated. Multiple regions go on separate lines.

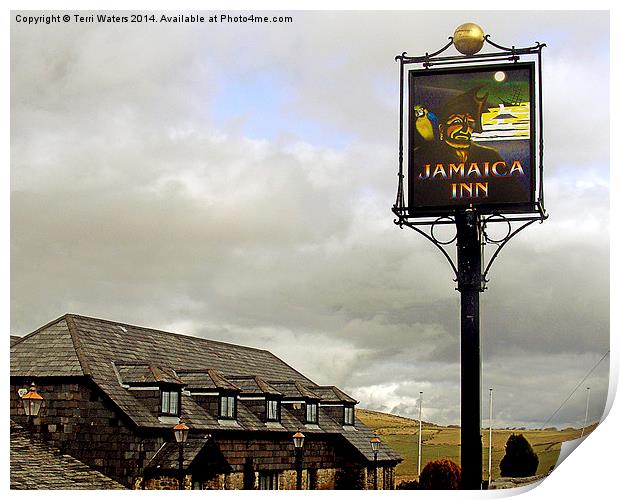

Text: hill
xmin=356 ymin=408 xmax=597 ymax=484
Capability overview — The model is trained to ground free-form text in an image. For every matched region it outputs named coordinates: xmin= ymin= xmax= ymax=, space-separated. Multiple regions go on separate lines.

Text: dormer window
xmin=219 ymin=394 xmax=237 ymax=419
xmin=344 ymin=405 xmax=355 ymax=426
xmin=306 ymin=402 xmax=318 ymax=424
xmin=161 ymin=389 xmax=180 ymax=416
xmin=266 ymin=399 xmax=280 ymax=422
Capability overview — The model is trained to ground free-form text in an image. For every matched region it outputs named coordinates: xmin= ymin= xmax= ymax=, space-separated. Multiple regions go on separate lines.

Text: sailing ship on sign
xmin=474 ymin=88 xmax=530 ymax=142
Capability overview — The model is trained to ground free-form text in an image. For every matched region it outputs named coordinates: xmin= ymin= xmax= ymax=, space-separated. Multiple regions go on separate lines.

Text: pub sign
xmin=408 ymin=62 xmax=536 ymax=215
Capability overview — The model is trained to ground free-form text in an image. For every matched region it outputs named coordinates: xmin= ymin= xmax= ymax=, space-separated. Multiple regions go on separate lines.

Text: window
xmin=219 ymin=394 xmax=236 ymax=419
xmin=266 ymin=399 xmax=280 ymax=422
xmin=161 ymin=389 xmax=180 ymax=416
xmin=259 ymin=471 xmax=279 ymax=490
xmin=344 ymin=405 xmax=355 ymax=425
xmin=306 ymin=402 xmax=318 ymax=424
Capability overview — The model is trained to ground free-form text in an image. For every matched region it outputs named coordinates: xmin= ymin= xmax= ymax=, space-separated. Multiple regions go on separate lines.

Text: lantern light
xmin=21 ymin=384 xmax=43 ymax=417
xmin=293 ymin=431 xmax=305 ymax=449
xmin=370 ymin=435 xmax=381 ymax=453
xmin=173 ymin=421 xmax=190 ymax=444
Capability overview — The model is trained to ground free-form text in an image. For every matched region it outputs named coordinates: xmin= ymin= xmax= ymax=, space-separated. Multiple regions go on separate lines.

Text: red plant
xmin=419 ymin=459 xmax=462 ymax=489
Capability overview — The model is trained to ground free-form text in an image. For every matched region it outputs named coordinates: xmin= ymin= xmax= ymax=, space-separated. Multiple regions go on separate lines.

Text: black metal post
xmin=373 ymin=451 xmax=378 ymax=490
xmin=456 ymin=210 xmax=482 ymax=490
xmin=295 ymin=447 xmax=303 ymax=490
xmin=178 ymin=442 xmax=185 ymax=490
xmin=295 ymin=448 xmax=304 ymax=490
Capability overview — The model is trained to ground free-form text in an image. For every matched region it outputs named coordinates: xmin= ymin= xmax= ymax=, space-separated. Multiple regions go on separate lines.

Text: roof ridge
xmin=65 ymin=315 xmax=91 ymax=376
xmin=294 ymin=381 xmax=321 ymax=399
xmin=148 ymin=365 xmax=160 ymax=381
xmin=206 ymin=368 xmax=240 ymax=391
xmin=66 ymin=313 xmax=273 ymax=354
xmin=254 ymin=376 xmax=282 ymax=395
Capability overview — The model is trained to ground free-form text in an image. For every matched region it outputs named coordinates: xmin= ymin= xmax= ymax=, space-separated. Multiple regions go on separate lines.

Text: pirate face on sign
xmin=437 ymin=86 xmax=487 ymax=151
xmin=441 ymin=113 xmax=477 ymax=149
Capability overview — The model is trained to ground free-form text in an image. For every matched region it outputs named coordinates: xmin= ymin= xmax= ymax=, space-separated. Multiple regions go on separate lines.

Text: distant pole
xmin=488 ymin=388 xmax=493 ymax=485
xmin=417 ymin=392 xmax=423 ymax=478
xmin=581 ymin=387 xmax=591 ymax=438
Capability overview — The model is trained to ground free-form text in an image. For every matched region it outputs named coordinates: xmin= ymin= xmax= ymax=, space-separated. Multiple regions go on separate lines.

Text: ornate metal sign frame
xmin=393 ymin=34 xmax=548 ymax=286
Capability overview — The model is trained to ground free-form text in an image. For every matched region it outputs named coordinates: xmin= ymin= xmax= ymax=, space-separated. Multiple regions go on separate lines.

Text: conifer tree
xmin=499 ymin=434 xmax=539 ymax=477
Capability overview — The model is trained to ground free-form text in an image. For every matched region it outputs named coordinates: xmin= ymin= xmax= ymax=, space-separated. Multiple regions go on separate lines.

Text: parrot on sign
xmin=414 ymin=105 xmax=438 ymax=142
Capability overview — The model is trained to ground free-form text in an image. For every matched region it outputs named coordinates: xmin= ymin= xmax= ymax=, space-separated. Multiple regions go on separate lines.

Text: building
xmin=10 ymin=314 xmax=401 ymax=489
xmin=10 ymin=421 xmax=125 ymax=489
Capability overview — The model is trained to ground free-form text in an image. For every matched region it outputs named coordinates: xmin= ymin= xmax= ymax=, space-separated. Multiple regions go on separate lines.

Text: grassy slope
xmin=357 ymin=408 xmax=597 ymax=483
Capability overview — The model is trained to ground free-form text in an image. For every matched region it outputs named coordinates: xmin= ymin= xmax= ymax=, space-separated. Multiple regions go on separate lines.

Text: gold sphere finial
xmin=453 ymin=23 xmax=485 ymax=55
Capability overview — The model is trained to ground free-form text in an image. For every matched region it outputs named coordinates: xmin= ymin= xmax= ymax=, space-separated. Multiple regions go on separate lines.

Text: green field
xmin=357 ymin=409 xmax=597 ymax=483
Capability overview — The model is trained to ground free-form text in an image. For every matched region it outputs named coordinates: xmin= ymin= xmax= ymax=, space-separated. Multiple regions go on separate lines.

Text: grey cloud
xmin=10 ymin=11 xmax=609 ymax=429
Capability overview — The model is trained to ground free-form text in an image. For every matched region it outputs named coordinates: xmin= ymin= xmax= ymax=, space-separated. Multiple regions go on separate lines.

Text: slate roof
xmin=311 ymin=386 xmax=358 ymax=404
xmin=10 ymin=421 xmax=125 ymax=490
xmin=115 ymin=363 xmax=184 ymax=386
xmin=146 ymin=435 xmax=209 ymax=471
xmin=10 ymin=319 xmax=84 ymax=377
xmin=228 ymin=375 xmax=282 ymax=396
xmin=11 ymin=314 xmax=313 ymax=430
xmin=177 ymin=369 xmax=240 ymax=391
xmin=270 ymin=381 xmax=322 ymax=400
xmin=339 ymin=424 xmax=403 ymax=463
xmin=11 ymin=314 xmax=401 ymax=464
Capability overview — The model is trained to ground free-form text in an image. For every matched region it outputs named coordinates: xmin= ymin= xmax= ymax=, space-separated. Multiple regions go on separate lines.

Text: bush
xmin=396 ymin=479 xmax=419 ymax=489
xmin=419 ymin=459 xmax=462 ymax=489
xmin=499 ymin=434 xmax=539 ymax=478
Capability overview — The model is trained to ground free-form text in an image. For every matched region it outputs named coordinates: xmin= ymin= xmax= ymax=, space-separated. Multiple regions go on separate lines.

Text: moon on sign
xmin=494 ymin=71 xmax=506 ymax=82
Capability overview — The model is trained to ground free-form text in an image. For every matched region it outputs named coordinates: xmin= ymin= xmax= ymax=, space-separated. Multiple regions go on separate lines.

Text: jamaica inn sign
xmin=392 ymin=23 xmax=547 ymax=490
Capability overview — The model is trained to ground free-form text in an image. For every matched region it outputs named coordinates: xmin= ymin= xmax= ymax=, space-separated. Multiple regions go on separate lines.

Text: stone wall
xmin=10 ymin=378 xmax=163 ymax=488
xmin=214 ymin=434 xmax=338 ymax=472
xmin=316 ymin=468 xmax=337 ymax=489
xmin=152 ymin=467 xmax=343 ymax=490
xmin=365 ymin=466 xmax=385 ymax=489
xmin=280 ymin=469 xmax=305 ymax=490
xmin=489 ymin=473 xmax=550 ymax=489
xmin=383 ymin=465 xmax=395 ymax=489
xmin=139 ymin=475 xmax=192 ymax=490
xmin=10 ymin=379 xmax=394 ymax=490
xmin=276 ymin=467 xmax=341 ymax=490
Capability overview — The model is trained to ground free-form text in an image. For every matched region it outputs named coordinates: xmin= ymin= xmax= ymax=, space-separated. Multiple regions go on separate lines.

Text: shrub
xmin=419 ymin=459 xmax=462 ymax=489
xmin=396 ymin=479 xmax=419 ymax=489
xmin=499 ymin=434 xmax=539 ymax=478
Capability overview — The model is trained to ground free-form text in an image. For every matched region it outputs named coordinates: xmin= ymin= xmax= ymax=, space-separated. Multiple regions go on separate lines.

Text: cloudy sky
xmin=10 ymin=9 xmax=610 ymax=429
